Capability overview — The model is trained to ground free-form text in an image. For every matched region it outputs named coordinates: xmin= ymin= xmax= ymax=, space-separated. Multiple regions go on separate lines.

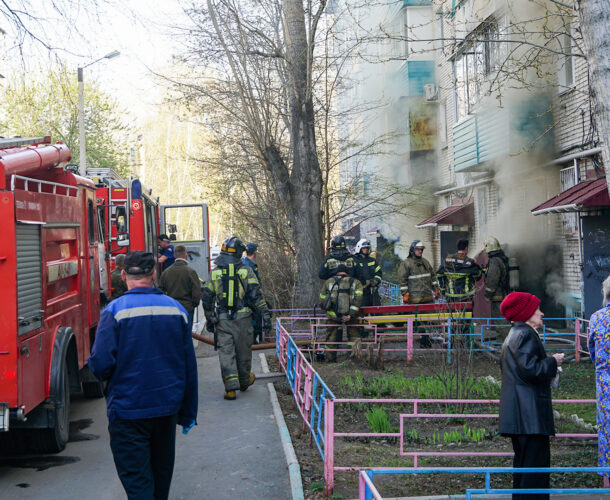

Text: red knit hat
xmin=500 ymin=292 xmax=541 ymax=322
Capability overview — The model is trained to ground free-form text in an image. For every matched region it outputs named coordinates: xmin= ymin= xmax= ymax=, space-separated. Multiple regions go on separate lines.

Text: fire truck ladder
xmin=0 ymin=135 xmax=51 ymax=148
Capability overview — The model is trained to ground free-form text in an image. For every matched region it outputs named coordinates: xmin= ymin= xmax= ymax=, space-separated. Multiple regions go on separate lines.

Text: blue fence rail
xmin=359 ymin=467 xmax=610 ymax=500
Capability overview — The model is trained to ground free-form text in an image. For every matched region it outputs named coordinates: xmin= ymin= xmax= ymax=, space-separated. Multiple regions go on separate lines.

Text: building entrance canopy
xmin=531 ymin=177 xmax=610 ymax=215
xmin=416 ymin=203 xmax=474 ymax=228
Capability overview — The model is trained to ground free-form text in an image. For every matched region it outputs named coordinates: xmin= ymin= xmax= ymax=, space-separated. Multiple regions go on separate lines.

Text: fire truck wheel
xmin=34 ymin=358 xmax=70 ymax=453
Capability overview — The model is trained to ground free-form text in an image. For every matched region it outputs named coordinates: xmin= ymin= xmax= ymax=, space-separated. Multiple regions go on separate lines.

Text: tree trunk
xmin=282 ymin=0 xmax=325 ymax=307
xmin=577 ymin=0 xmax=610 ymax=192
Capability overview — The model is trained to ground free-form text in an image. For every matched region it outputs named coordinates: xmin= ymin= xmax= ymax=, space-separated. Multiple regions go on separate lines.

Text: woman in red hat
xmin=498 ymin=292 xmax=564 ymax=500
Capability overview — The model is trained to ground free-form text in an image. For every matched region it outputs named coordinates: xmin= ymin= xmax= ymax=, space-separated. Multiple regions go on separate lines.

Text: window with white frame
xmin=453 ymin=16 xmax=508 ymax=121
xmin=557 ymin=26 xmax=574 ymax=91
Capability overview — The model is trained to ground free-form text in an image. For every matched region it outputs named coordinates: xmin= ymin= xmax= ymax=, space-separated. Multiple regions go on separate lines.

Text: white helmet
xmin=355 ymin=238 xmax=372 ymax=254
xmin=484 ymin=236 xmax=501 ymax=253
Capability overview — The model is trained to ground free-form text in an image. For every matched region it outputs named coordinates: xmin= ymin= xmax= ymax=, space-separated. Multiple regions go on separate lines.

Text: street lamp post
xmin=78 ymin=50 xmax=120 ymax=176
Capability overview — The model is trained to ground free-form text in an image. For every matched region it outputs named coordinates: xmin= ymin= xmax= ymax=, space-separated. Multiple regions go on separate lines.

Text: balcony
xmin=453 ymin=95 xmax=553 ymax=172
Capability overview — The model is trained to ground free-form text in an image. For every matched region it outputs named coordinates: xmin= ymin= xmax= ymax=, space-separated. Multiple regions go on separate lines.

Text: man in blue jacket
xmin=89 ymin=251 xmax=198 ymax=500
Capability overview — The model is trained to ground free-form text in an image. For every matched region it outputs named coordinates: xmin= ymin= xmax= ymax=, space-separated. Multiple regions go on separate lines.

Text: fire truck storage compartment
xmin=16 ymin=223 xmax=43 ymax=336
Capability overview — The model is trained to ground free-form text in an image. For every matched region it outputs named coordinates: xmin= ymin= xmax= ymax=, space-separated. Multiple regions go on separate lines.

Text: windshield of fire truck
xmin=162 ymin=206 xmax=205 ymax=242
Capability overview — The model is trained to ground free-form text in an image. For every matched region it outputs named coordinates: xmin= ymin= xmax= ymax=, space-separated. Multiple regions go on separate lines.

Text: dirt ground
xmin=267 ymin=351 xmax=598 ymax=499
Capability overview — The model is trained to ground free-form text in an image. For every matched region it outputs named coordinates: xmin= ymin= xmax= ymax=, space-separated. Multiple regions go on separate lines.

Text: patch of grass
xmin=366 ymin=407 xmax=391 ymax=433
xmin=308 ymin=481 xmax=324 ymax=491
xmin=341 ymin=370 xmax=500 ymax=399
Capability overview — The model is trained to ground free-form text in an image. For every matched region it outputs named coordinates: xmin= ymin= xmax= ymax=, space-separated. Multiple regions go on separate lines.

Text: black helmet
xmin=331 ymin=235 xmax=346 ymax=251
xmin=220 ymin=236 xmax=246 ymax=256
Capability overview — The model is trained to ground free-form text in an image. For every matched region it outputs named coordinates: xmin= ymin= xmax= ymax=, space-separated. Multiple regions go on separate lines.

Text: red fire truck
xmin=0 ymin=138 xmax=210 ymax=453
xmin=0 ymin=136 xmax=106 ymax=453
xmin=89 ymin=167 xmax=211 ymax=294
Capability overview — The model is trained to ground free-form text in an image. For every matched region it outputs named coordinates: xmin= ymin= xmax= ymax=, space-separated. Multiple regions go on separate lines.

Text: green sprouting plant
xmin=366 ymin=407 xmax=391 ymax=433
xmin=309 ymin=481 xmax=324 ymax=491
xmin=407 ymin=429 xmax=419 ymax=441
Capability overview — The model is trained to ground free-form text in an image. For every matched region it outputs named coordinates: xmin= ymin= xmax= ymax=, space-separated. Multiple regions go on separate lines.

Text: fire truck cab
xmin=90 ymin=168 xmax=211 ymax=291
xmin=0 ymin=137 xmax=105 ymax=453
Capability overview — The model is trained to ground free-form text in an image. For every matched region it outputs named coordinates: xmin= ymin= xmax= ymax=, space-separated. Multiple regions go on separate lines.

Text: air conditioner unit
xmin=424 ymin=83 xmax=438 ymax=102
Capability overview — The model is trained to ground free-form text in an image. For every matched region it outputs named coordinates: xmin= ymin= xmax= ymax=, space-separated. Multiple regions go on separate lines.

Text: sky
xmin=2 ymin=0 xmax=191 ymax=121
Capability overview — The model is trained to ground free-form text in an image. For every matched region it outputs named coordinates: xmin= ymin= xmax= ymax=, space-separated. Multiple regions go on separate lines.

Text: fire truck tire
xmin=33 ymin=357 xmax=70 ymax=453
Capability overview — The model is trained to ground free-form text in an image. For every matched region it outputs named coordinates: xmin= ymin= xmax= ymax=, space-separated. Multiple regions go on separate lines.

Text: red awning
xmin=531 ymin=177 xmax=610 ymax=215
xmin=416 ymin=203 xmax=474 ymax=228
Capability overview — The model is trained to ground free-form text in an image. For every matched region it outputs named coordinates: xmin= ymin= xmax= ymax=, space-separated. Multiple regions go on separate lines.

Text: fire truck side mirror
xmin=170 ymin=234 xmax=177 ymax=241
xmin=117 ymin=234 xmax=130 ymax=247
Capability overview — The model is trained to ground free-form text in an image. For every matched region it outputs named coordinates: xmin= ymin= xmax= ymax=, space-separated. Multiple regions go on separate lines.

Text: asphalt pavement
xmin=0 ymin=341 xmax=292 ymax=499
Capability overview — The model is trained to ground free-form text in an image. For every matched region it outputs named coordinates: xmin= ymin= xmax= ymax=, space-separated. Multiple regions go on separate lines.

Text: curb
xmin=260 ymin=352 xmax=305 ymax=500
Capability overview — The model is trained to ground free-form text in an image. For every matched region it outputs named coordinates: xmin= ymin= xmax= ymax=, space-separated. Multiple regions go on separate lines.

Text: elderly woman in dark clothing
xmin=499 ymin=292 xmax=564 ymax=500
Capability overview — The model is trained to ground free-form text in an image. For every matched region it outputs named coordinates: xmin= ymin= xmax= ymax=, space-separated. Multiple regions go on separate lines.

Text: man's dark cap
xmin=246 ymin=242 xmax=259 ymax=254
xmin=158 ymin=234 xmax=171 ymax=243
xmin=124 ymin=251 xmax=155 ymax=275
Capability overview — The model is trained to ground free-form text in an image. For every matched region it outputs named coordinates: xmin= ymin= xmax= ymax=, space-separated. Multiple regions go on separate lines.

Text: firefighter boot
xmin=240 ymin=372 xmax=256 ymax=392
xmin=224 ymin=390 xmax=237 ymax=400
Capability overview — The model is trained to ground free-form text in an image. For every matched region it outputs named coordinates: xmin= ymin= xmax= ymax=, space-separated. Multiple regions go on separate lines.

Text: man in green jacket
xmin=159 ymin=245 xmax=202 ymax=334
xmin=110 ymin=254 xmax=128 ymax=300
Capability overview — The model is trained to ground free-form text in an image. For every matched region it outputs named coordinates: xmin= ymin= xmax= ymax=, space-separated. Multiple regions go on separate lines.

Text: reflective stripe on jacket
xmin=397 ymin=256 xmax=436 ymax=301
xmin=319 ymin=275 xmax=363 ymax=320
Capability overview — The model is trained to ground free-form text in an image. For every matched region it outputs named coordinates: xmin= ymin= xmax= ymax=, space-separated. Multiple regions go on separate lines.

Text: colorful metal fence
xmin=358 ymin=467 xmax=610 ymax=500
xmin=275 ymin=315 xmax=596 ymax=495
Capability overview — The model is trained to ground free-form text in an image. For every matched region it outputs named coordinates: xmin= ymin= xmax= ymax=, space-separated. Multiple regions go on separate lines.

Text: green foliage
xmin=340 ymin=370 xmax=499 ymax=399
xmin=441 ymin=424 xmax=487 ymax=444
xmin=366 ymin=407 xmax=391 ymax=433
xmin=309 ymin=481 xmax=324 ymax=491
xmin=0 ymin=66 xmax=131 ymax=175
xmin=407 ymin=429 xmax=419 ymax=441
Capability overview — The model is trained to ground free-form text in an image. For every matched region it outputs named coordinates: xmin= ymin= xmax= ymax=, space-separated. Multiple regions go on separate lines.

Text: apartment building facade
xmin=338 ymin=0 xmax=608 ymax=317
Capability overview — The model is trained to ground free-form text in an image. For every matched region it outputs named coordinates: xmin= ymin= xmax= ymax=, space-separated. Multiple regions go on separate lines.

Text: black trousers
xmin=511 ymin=434 xmax=551 ymax=500
xmin=109 ymin=414 xmax=177 ymax=500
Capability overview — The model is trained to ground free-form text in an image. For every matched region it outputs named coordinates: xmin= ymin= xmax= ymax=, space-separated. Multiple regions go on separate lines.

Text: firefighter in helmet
xmin=319 ymin=264 xmax=364 ymax=362
xmin=436 ymin=239 xmax=482 ymax=301
xmin=397 ymin=240 xmax=438 ymax=347
xmin=353 ymin=238 xmax=382 ymax=307
xmin=483 ymin=236 xmax=509 ymax=336
xmin=201 ymin=237 xmax=271 ymax=400
xmin=318 ymin=235 xmax=355 ymax=280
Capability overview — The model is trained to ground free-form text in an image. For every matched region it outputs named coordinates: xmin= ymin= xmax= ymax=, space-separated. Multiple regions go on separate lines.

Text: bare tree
xmin=576 ymin=0 xmax=610 ymax=192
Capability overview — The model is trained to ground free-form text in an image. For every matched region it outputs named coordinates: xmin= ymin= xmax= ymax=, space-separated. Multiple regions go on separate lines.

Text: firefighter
xmin=437 ymin=239 xmax=482 ymax=301
xmin=397 ymin=240 xmax=438 ymax=348
xmin=242 ymin=242 xmax=264 ymax=344
xmin=483 ymin=236 xmax=509 ymax=336
xmin=437 ymin=239 xmax=482 ymax=344
xmin=319 ymin=264 xmax=364 ymax=362
xmin=201 ymin=236 xmax=271 ymax=400
xmin=318 ymin=235 xmax=355 ymax=280
xmin=110 ymin=253 xmax=128 ymax=299
xmin=353 ymin=238 xmax=382 ymax=307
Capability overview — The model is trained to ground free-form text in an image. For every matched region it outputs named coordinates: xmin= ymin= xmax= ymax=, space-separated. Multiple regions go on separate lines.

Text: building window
xmin=558 ymin=27 xmax=574 ymax=91
xmin=453 ymin=16 xmax=507 ymax=121
xmin=560 ymin=165 xmax=578 ymax=234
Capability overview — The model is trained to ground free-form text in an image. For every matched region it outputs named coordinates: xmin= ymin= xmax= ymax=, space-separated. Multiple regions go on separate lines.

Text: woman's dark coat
xmin=499 ymin=322 xmax=558 ymax=436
